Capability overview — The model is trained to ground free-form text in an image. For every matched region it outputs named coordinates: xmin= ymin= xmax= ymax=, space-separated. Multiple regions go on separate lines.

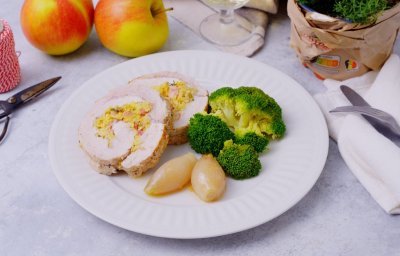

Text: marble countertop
xmin=1 ymin=1 xmax=399 ymax=255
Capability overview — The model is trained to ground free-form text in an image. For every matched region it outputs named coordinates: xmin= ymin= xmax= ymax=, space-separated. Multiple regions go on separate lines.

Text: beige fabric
xmin=165 ymin=0 xmax=274 ymax=57
xmin=247 ymin=0 xmax=278 ymax=13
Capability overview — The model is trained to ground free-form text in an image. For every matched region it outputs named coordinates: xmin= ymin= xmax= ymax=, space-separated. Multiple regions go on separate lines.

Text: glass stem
xmin=219 ymin=9 xmax=234 ymax=24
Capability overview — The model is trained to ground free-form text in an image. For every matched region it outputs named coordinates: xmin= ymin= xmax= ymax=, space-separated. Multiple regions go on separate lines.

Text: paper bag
xmin=287 ymin=0 xmax=400 ymax=80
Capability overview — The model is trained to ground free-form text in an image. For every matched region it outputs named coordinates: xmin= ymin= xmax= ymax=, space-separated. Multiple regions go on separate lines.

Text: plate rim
xmin=48 ymin=50 xmax=329 ymax=239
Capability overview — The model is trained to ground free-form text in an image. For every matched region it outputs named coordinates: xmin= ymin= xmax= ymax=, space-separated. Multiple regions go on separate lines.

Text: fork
xmin=330 ymin=105 xmax=400 ymax=137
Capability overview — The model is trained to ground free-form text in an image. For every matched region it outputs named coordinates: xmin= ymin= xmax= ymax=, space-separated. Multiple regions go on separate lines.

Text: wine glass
xmin=200 ymin=0 xmax=254 ymax=46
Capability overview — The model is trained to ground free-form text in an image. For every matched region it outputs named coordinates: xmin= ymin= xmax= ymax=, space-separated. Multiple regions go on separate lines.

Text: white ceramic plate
xmin=49 ymin=50 xmax=328 ymax=239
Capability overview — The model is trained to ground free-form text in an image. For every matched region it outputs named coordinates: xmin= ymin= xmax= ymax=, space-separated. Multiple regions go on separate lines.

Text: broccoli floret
xmin=208 ymin=87 xmax=237 ymax=102
xmin=208 ymin=87 xmax=237 ymax=123
xmin=209 ymin=86 xmax=286 ymax=140
xmin=217 ymin=140 xmax=262 ymax=180
xmin=188 ymin=113 xmax=234 ymax=156
xmin=235 ymin=86 xmax=266 ymax=97
xmin=234 ymin=131 xmax=269 ymax=153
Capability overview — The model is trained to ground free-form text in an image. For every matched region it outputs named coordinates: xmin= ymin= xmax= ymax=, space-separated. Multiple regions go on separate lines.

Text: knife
xmin=340 ymin=85 xmax=370 ymax=107
xmin=339 ymin=85 xmax=382 ymax=129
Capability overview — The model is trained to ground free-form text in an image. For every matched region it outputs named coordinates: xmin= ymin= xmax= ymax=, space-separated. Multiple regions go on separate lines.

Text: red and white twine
xmin=0 ymin=19 xmax=21 ymax=93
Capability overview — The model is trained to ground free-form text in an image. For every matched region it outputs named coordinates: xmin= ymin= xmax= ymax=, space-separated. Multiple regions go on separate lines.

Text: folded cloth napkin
xmin=164 ymin=0 xmax=277 ymax=57
xmin=314 ymin=54 xmax=400 ymax=214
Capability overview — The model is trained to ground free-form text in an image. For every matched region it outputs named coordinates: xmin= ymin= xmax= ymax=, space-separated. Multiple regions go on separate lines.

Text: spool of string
xmin=0 ymin=19 xmax=21 ymax=93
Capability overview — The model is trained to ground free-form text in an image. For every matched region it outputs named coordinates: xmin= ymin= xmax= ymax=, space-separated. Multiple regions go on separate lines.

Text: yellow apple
xmin=20 ymin=0 xmax=94 ymax=55
xmin=94 ymin=0 xmax=170 ymax=57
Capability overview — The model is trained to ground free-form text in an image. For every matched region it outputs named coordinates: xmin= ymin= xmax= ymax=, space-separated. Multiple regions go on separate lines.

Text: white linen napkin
xmin=314 ymin=54 xmax=400 ymax=214
xmin=164 ymin=0 xmax=275 ymax=56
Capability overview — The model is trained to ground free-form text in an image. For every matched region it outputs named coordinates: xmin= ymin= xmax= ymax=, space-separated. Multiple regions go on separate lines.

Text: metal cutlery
xmin=329 ymin=85 xmax=400 ymax=141
xmin=330 ymin=105 xmax=400 ymax=137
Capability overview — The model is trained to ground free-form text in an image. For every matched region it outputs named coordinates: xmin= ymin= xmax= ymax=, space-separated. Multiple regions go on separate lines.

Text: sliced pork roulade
xmin=78 ymin=83 xmax=171 ymax=177
xmin=129 ymin=72 xmax=209 ymax=144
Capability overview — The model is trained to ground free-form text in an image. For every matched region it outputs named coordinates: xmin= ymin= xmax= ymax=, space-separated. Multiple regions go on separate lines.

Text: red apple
xmin=20 ymin=0 xmax=94 ymax=55
xmin=94 ymin=0 xmax=170 ymax=57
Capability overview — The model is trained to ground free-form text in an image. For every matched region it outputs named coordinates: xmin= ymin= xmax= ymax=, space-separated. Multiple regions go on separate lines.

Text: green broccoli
xmin=208 ymin=87 xmax=237 ymax=123
xmin=217 ymin=140 xmax=262 ymax=180
xmin=188 ymin=113 xmax=234 ymax=156
xmin=234 ymin=131 xmax=269 ymax=153
xmin=209 ymin=86 xmax=286 ymax=141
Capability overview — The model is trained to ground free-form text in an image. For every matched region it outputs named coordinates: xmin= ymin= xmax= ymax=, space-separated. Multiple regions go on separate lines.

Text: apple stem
xmin=153 ymin=7 xmax=174 ymax=16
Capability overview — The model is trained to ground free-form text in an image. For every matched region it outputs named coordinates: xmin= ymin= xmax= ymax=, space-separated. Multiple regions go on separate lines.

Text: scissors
xmin=0 ymin=76 xmax=61 ymax=142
